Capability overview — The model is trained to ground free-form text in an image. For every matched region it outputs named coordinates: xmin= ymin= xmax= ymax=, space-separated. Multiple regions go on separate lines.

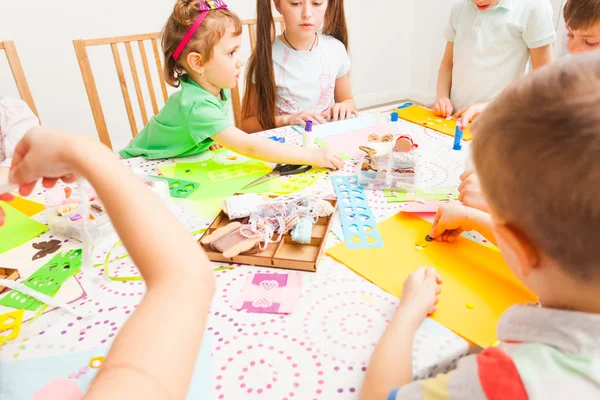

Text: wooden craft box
xmin=199 ymin=198 xmax=337 ymax=272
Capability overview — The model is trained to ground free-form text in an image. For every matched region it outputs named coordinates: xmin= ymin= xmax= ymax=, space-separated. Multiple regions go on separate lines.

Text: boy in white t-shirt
xmin=433 ymin=0 xmax=556 ymax=123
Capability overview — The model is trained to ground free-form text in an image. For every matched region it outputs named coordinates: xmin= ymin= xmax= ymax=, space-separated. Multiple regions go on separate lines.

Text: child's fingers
xmin=0 ymin=193 xmax=14 ymax=201
xmin=331 ymin=106 xmax=340 ymax=122
xmin=459 ymin=170 xmax=473 ymax=182
xmin=18 ymin=182 xmax=36 ymax=197
xmin=42 ymin=178 xmax=58 ymax=188
xmin=62 ymin=174 xmax=77 ymax=184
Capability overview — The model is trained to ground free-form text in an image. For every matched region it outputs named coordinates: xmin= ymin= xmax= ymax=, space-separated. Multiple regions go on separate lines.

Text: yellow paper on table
xmin=395 ymin=105 xmax=473 ymax=141
xmin=8 ymin=196 xmax=45 ymax=217
xmin=326 ymin=212 xmax=536 ymax=347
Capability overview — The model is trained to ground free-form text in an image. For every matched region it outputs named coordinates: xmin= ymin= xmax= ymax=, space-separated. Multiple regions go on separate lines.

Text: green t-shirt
xmin=119 ymin=75 xmax=233 ymax=160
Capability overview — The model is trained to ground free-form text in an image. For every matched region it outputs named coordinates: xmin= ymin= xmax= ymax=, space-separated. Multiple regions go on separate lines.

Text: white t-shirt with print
xmin=271 ymin=33 xmax=350 ymax=116
xmin=444 ymin=0 xmax=556 ymax=110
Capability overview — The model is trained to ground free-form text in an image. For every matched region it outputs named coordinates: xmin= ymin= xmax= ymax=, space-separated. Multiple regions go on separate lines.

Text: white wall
xmin=0 ymin=0 xmax=565 ymax=150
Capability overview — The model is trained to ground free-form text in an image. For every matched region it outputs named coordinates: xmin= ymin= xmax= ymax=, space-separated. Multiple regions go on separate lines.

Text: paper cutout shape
xmin=291 ymin=116 xmax=377 ymax=138
xmin=317 ymin=123 xmax=394 ymax=160
xmin=32 ymin=378 xmax=83 ymax=400
xmin=206 ymin=163 xmax=271 ymax=183
xmin=395 ymin=105 xmax=473 ymax=141
xmin=0 ymin=308 xmax=24 ymax=345
xmin=232 ymin=272 xmax=303 ymax=314
xmin=332 ymin=176 xmax=383 ymax=248
xmin=0 ymin=249 xmax=83 ymax=311
xmin=327 ymin=212 xmax=536 ymax=347
xmin=150 ymin=176 xmax=200 ymax=198
xmin=384 ymin=186 xmax=459 ymax=203
xmin=9 ymin=196 xmax=45 ymax=217
xmin=0 ymin=201 xmax=47 ymax=255
xmin=32 ymin=240 xmax=63 ymax=260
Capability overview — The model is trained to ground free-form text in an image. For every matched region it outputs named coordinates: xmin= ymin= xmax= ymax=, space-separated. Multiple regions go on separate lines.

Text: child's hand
xmin=453 ymin=102 xmax=489 ymax=130
xmin=9 ymin=127 xmax=80 ymax=196
xmin=312 ymin=147 xmax=344 ymax=170
xmin=429 ymin=203 xmax=474 ymax=242
xmin=458 ymin=171 xmax=490 ymax=213
xmin=327 ymin=103 xmax=357 ymax=122
xmin=209 ymin=143 xmax=222 ymax=151
xmin=288 ymin=110 xmax=328 ymax=127
xmin=433 ymin=97 xmax=454 ymax=118
xmin=400 ymin=267 xmax=442 ymax=319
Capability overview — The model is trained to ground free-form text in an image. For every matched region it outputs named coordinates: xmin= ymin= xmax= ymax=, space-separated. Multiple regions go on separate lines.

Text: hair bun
xmin=173 ymin=0 xmax=201 ymax=26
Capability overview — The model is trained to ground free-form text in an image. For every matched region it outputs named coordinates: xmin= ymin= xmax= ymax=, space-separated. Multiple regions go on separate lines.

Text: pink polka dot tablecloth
xmin=0 ymin=120 xmax=471 ymax=399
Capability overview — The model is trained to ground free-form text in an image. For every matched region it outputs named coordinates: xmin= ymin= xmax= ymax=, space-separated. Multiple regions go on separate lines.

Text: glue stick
xmin=303 ymin=120 xmax=314 ymax=149
xmin=453 ymin=119 xmax=464 ymax=151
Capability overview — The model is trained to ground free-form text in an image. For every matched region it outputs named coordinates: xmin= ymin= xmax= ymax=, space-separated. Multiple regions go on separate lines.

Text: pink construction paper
xmin=321 ymin=124 xmax=393 ymax=160
xmin=232 ymin=272 xmax=303 ymax=314
xmin=401 ymin=201 xmax=443 ymax=213
xmin=32 ymin=378 xmax=83 ymax=400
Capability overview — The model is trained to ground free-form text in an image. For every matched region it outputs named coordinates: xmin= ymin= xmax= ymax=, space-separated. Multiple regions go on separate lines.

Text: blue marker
xmin=453 ymin=119 xmax=464 ymax=150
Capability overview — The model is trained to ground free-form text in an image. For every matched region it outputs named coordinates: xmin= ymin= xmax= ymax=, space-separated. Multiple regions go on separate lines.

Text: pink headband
xmin=172 ymin=0 xmax=228 ymax=61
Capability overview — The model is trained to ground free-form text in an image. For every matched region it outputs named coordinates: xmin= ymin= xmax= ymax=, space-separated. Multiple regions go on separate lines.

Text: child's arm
xmin=429 ymin=203 xmax=496 ymax=245
xmin=213 ymin=126 xmax=344 ymax=169
xmin=10 ymin=127 xmax=215 ymax=400
xmin=329 ymin=73 xmax=357 ymax=122
xmin=360 ymin=267 xmax=442 ymax=400
xmin=241 ymin=83 xmax=327 ymax=133
xmin=433 ymin=42 xmax=455 ymax=118
xmin=530 ymin=44 xmax=553 ymax=69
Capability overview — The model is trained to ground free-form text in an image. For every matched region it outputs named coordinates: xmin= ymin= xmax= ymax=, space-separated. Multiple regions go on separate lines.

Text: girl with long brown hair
xmin=241 ymin=0 xmax=356 ymax=133
xmin=121 ymin=0 xmax=343 ymax=170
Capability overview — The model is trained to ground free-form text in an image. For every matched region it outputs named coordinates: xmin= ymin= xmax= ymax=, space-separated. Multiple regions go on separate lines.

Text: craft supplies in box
xmin=357 ymin=134 xmax=418 ymax=192
xmin=199 ymin=195 xmax=337 ymax=272
xmin=45 ymin=186 xmax=112 ymax=243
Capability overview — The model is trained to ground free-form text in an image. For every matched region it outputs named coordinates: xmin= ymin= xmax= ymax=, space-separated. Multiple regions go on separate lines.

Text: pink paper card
xmin=321 ymin=124 xmax=392 ymax=160
xmin=401 ymin=200 xmax=459 ymax=214
xmin=232 ymin=272 xmax=303 ymax=314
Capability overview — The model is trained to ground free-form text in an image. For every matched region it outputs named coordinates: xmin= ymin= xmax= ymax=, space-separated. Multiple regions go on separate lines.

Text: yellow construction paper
xmin=395 ymin=105 xmax=473 ymax=141
xmin=9 ymin=196 xmax=45 ymax=217
xmin=326 ymin=212 xmax=536 ymax=347
xmin=0 ymin=308 xmax=24 ymax=345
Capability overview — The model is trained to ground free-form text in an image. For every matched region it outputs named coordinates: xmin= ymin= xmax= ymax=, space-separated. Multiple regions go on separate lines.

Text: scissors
xmin=242 ymin=164 xmax=312 ymax=189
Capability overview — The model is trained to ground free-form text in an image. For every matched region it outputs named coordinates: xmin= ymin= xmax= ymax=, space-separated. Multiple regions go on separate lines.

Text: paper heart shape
xmin=258 ymin=280 xmax=279 ymax=291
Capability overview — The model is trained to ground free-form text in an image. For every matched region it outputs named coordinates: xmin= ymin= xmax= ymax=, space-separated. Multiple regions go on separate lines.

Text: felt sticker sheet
xmin=232 ymin=272 xmax=303 ymax=314
xmin=327 ymin=212 xmax=536 ymax=347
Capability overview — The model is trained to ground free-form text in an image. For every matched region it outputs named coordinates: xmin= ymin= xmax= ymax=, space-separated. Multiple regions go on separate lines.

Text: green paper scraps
xmin=384 ymin=186 xmax=459 ymax=203
xmin=149 ymin=176 xmax=200 ymax=198
xmin=206 ymin=163 xmax=271 ymax=183
xmin=0 ymin=201 xmax=48 ymax=254
xmin=0 ymin=249 xmax=82 ymax=311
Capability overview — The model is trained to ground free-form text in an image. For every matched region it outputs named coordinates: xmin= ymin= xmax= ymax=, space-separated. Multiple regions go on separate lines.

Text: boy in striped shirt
xmin=361 ymin=53 xmax=600 ymax=400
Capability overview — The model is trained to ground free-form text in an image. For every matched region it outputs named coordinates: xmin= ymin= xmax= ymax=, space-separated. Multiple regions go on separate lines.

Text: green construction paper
xmin=384 ymin=186 xmax=459 ymax=203
xmin=314 ymin=138 xmax=351 ymax=161
xmin=0 ymin=249 xmax=82 ymax=311
xmin=149 ymin=176 xmax=200 ymax=198
xmin=0 ymin=201 xmax=48 ymax=255
xmin=206 ymin=163 xmax=271 ymax=183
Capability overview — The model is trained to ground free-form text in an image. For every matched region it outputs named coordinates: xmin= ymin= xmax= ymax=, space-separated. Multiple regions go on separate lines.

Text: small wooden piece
xmin=199 ymin=196 xmax=337 ymax=272
xmin=0 ymin=268 xmax=20 ymax=294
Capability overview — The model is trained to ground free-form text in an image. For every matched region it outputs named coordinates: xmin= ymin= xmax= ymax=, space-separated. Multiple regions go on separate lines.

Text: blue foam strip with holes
xmin=332 ymin=175 xmax=384 ymax=249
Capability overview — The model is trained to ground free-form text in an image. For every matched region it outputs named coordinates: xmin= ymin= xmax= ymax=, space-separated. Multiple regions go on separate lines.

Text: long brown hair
xmin=243 ymin=0 xmax=349 ymax=130
xmin=162 ymin=0 xmax=242 ymax=88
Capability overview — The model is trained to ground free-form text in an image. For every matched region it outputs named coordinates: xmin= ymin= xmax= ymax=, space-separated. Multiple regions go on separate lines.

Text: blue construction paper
xmin=0 ymin=335 xmax=212 ymax=399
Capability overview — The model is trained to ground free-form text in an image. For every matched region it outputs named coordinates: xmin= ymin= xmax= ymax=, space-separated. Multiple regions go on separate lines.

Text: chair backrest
xmin=73 ymin=33 xmax=167 ymax=149
xmin=231 ymin=17 xmax=284 ymax=128
xmin=0 ymin=41 xmax=40 ymax=120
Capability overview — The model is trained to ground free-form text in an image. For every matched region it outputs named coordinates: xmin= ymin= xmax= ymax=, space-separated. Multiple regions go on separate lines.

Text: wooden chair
xmin=0 ymin=41 xmax=40 ymax=120
xmin=231 ymin=17 xmax=284 ymax=128
xmin=73 ymin=33 xmax=167 ymax=149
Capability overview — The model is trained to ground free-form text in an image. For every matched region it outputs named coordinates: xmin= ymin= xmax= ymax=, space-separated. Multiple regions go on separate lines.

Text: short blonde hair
xmin=472 ymin=52 xmax=600 ymax=281
xmin=162 ymin=0 xmax=242 ymax=87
